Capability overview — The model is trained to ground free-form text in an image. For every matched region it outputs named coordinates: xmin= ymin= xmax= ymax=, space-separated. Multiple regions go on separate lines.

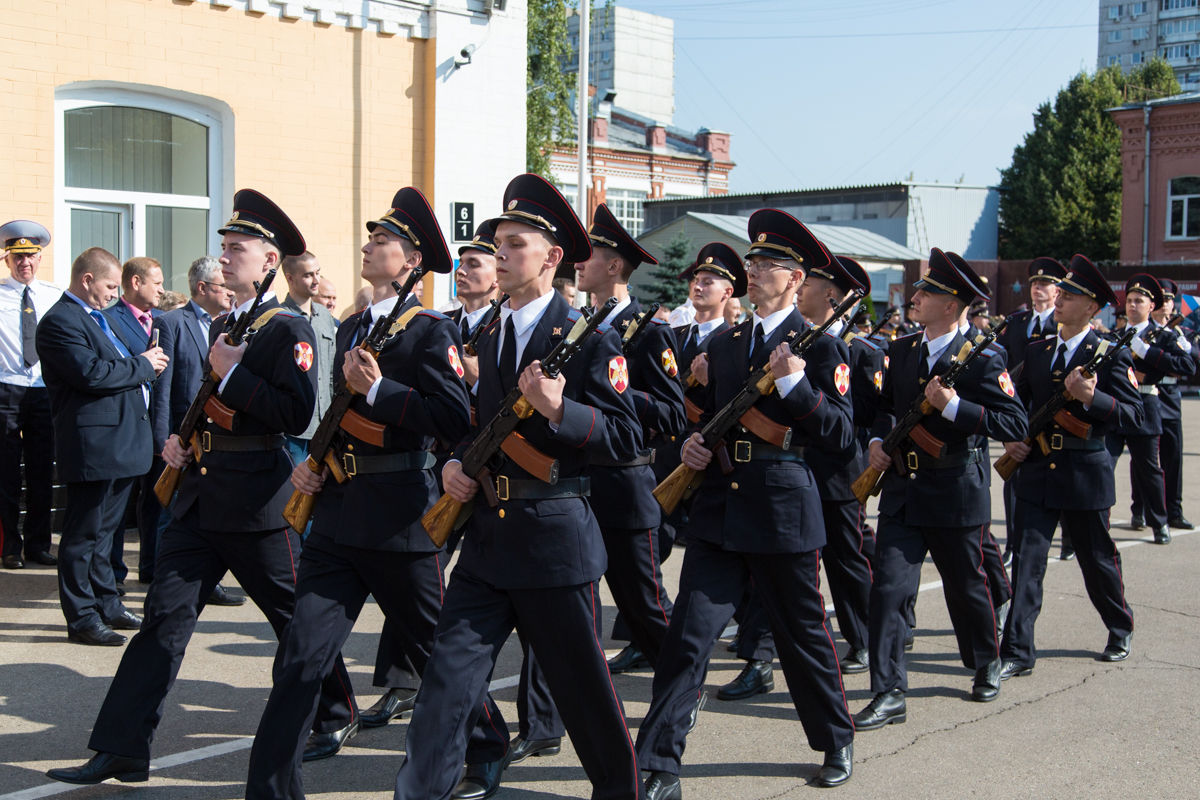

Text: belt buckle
xmin=906 ymin=451 xmax=919 ymax=471
xmin=734 ymin=440 xmax=752 ymax=463
xmin=342 ymin=452 xmax=357 ymax=477
xmin=202 ymin=431 xmax=212 ymax=453
xmin=495 ymin=475 xmax=509 ymax=502
xmin=1050 ymin=433 xmax=1064 ymax=451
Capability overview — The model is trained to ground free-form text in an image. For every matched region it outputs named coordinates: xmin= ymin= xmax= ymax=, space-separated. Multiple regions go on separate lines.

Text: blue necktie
xmin=90 ymin=310 xmax=132 ymax=358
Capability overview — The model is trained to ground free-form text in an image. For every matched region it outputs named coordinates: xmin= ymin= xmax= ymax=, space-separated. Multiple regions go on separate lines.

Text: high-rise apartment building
xmin=566 ymin=5 xmax=675 ymax=125
xmin=1098 ymin=1 xmax=1200 ymax=91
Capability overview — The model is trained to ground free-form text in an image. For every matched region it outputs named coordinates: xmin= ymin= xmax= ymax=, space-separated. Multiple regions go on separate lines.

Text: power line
xmin=677 ymin=24 xmax=1093 ymax=41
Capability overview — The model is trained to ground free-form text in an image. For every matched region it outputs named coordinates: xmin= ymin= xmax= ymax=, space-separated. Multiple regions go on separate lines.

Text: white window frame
xmin=53 ymin=83 xmax=233 ymax=286
xmin=1110 ymin=5 xmax=1123 ymax=19
xmin=1167 ymin=177 xmax=1200 ymax=240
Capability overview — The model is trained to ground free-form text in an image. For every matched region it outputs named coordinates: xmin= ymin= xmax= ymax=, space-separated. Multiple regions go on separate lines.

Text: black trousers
xmin=516 ymin=636 xmax=565 ymax=741
xmin=88 ymin=511 xmax=354 ymax=761
xmin=246 ymin=533 xmax=445 ymax=800
xmin=0 ymin=383 xmax=53 ymax=558
xmin=635 ymin=539 xmax=853 ymax=775
xmin=1001 ymin=501 xmax=1133 ymax=669
xmin=372 ymin=623 xmax=421 ymax=692
xmin=392 ymin=568 xmax=642 ymax=800
xmin=820 ymin=498 xmax=872 ymax=653
xmin=1131 ymin=418 xmax=1183 ymax=521
xmin=1106 ymin=432 xmax=1167 ymax=529
xmin=136 ymin=459 xmax=165 ymax=581
xmin=981 ymin=524 xmax=1012 ymax=609
xmin=733 ymin=587 xmax=776 ymax=662
xmin=868 ymin=514 xmax=1002 ymax=694
xmin=58 ymin=478 xmax=134 ymax=632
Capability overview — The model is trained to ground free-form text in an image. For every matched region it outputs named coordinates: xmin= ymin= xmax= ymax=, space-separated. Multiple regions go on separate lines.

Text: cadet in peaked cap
xmin=489 ymin=173 xmax=592 ymax=264
xmin=457 ymin=221 xmax=497 ymax=258
xmin=218 ymin=189 xmax=306 ymax=257
xmin=1 ymin=220 xmax=51 ymax=254
xmin=745 ymin=208 xmax=833 ymax=270
xmin=1144 ymin=275 xmax=1193 ymax=531
xmin=587 ymin=202 xmax=658 ymax=268
xmin=367 ymin=187 xmax=454 ymax=274
xmin=1000 ymin=250 xmax=1144 ymax=677
xmin=1125 ymin=273 xmax=1164 ymax=310
xmin=913 ymin=247 xmax=989 ymax=304
xmin=686 ymin=241 xmax=747 ymax=298
xmin=451 ymin=220 xmax=502 ymax=369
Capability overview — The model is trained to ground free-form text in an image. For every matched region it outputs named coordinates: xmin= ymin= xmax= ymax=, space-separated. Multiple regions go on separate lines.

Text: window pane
xmin=65 ymin=107 xmax=208 ymax=196
xmin=1188 ymin=198 xmax=1200 ymax=238
xmin=1171 ymin=199 xmax=1184 ymax=236
xmin=1169 ymin=176 xmax=1200 ymax=195
xmin=146 ymin=206 xmax=209 ymax=292
xmin=70 ymin=208 xmax=121 ymax=263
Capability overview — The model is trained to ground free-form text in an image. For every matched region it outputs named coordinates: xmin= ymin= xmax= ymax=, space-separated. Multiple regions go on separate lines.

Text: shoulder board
xmin=248 ymin=308 xmax=296 ymax=333
xmin=595 ymin=321 xmax=613 ymax=335
xmin=213 ymin=312 xmax=231 ymax=324
xmin=565 ymin=309 xmax=583 ymax=324
xmin=649 ymin=317 xmax=668 ymax=327
xmin=1034 ymin=339 xmax=1055 ymax=349
xmin=822 ymin=330 xmax=840 ymax=339
xmin=895 ymin=330 xmax=923 ymax=343
xmin=854 ymin=336 xmax=882 ymax=352
xmin=415 ymin=309 xmax=448 ymax=321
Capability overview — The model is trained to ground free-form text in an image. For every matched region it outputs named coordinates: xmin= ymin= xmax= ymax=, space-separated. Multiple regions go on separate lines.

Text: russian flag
xmin=1179 ymin=294 xmax=1200 ymax=317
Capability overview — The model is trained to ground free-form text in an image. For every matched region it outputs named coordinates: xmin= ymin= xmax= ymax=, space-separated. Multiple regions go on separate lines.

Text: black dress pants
xmin=635 ymin=539 xmax=852 ymax=776
xmin=246 ymin=533 xmax=445 ymax=800
xmin=1131 ymin=418 xmax=1183 ymax=521
xmin=1106 ymin=432 xmax=1168 ymax=529
xmin=820 ymin=498 xmax=873 ymax=652
xmin=88 ymin=511 xmax=354 ymax=761
xmin=58 ymin=478 xmax=133 ymax=632
xmin=868 ymin=513 xmax=1002 ymax=695
xmin=0 ymin=383 xmax=54 ymax=558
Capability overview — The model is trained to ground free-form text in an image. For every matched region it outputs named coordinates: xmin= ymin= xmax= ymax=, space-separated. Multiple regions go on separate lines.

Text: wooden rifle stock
xmin=421 ymin=493 xmax=467 ymax=548
xmin=652 ymin=461 xmax=704 ymax=515
xmin=850 ymin=466 xmax=884 ymax=506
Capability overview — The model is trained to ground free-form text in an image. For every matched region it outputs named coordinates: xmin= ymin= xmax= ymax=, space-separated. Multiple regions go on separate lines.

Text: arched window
xmin=55 ymin=86 xmax=229 ymax=292
xmin=1168 ymin=176 xmax=1200 ymax=240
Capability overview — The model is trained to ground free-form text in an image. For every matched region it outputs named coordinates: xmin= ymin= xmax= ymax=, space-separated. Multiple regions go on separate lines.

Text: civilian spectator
xmin=157 ymin=290 xmax=188 ymax=312
xmin=553 ymin=276 xmax=576 ymax=305
xmin=654 ymin=305 xmax=671 ymax=322
xmin=316 ymin=277 xmax=338 ymax=317
xmin=723 ymin=296 xmax=744 ymax=327
xmin=354 ymin=286 xmax=372 ymax=313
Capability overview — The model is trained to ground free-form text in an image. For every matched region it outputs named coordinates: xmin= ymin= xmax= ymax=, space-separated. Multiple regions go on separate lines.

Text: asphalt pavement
xmin=3 ymin=403 xmax=1199 ymax=799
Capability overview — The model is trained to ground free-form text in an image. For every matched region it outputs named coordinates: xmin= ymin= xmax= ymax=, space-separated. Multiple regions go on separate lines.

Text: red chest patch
xmin=608 ymin=356 xmax=629 ymax=393
xmin=448 ymin=345 xmax=464 ymax=378
xmin=998 ymin=370 xmax=1015 ymax=397
xmin=873 ymin=370 xmax=883 ymax=392
xmin=293 ymin=342 xmax=313 ymax=372
xmin=1128 ymin=367 xmax=1139 ymax=389
xmin=833 ymin=363 xmax=850 ymax=395
xmin=661 ymin=348 xmax=678 ymax=377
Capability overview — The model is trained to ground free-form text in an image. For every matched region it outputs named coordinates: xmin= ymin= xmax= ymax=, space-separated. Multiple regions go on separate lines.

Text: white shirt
xmin=1050 ymin=327 xmax=1090 ymax=371
xmin=0 ymin=277 xmax=63 ymax=387
xmin=189 ymin=300 xmax=214 ymax=343
xmin=1028 ymin=307 xmax=1055 ymax=337
xmin=921 ymin=327 xmax=962 ymax=422
xmin=749 ymin=307 xmax=806 ymax=398
xmin=462 ymin=303 xmax=492 ymax=334
xmin=216 ymin=296 xmax=258 ymax=395
xmin=682 ymin=316 xmax=725 ymax=350
xmin=497 ymin=290 xmax=556 ymax=369
xmin=360 ymin=294 xmax=408 ymax=405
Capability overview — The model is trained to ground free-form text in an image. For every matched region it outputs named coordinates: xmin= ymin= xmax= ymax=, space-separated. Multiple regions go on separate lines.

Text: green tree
xmin=643 ymin=232 xmax=694 ymax=307
xmin=526 ymin=0 xmax=575 ymax=179
xmin=998 ymin=60 xmax=1179 ymax=261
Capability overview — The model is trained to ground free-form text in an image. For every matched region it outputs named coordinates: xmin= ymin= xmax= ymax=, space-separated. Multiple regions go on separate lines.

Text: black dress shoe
xmin=303 ymin=718 xmax=359 ymax=762
xmin=645 ymin=770 xmax=682 ymax=800
xmin=853 ymin=690 xmax=906 ymax=731
xmin=1153 ymin=525 xmax=1171 ymax=545
xmin=208 ymin=583 xmax=247 ymax=606
xmin=26 ymin=550 xmax=57 ymax=566
xmin=1100 ymin=632 xmax=1132 ymax=662
xmin=1169 ymin=516 xmax=1195 ymax=530
xmin=839 ymin=648 xmax=869 ymax=675
xmin=904 ymin=631 xmax=915 ymax=652
xmin=1002 ymin=549 xmax=1013 ymax=570
xmin=971 ymin=658 xmax=1002 ymax=702
xmin=452 ymin=760 xmax=503 ymax=799
xmin=726 ymin=635 xmax=739 ymax=652
xmin=360 ymin=688 xmax=416 ymax=728
xmin=2 ymin=554 xmax=24 ymax=569
xmin=68 ymin=621 xmax=126 ymax=647
xmin=607 ymin=643 xmax=649 ymax=673
xmin=1129 ymin=515 xmax=1145 ymax=531
xmin=504 ymin=736 xmax=562 ymax=767
xmin=1060 ymin=544 xmax=1076 ymax=561
xmin=717 ymin=660 xmax=773 ymax=701
xmin=105 ymin=610 xmax=143 ymax=631
xmin=999 ymin=660 xmax=1032 ymax=681
xmin=815 ymin=742 xmax=853 ymax=788
xmin=688 ymin=690 xmax=707 ymax=733
xmin=47 ymin=751 xmax=149 ymax=785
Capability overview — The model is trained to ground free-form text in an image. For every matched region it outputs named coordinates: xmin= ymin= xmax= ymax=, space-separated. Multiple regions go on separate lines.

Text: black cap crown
xmin=813 ymin=255 xmax=868 ymax=295
xmin=1160 ymin=277 xmax=1179 ymax=300
xmin=1125 ymin=273 xmax=1164 ymax=310
xmin=457 ymin=221 xmax=497 ymax=258
xmin=1060 ymin=254 xmax=1118 ymax=309
xmin=367 ymin=187 xmax=453 ymax=274
xmin=589 ymin=203 xmax=657 ymax=269
xmin=489 ymin=174 xmax=592 ymax=263
xmin=914 ymin=248 xmax=990 ymax=303
xmin=684 ymin=242 xmax=747 ymax=298
xmin=218 ymin=189 xmax=306 ymax=256
xmin=745 ymin=209 xmax=832 ymax=270
xmin=1028 ymin=257 xmax=1067 ymax=283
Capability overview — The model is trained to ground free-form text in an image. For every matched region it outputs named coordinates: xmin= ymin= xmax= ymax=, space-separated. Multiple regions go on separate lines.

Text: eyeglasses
xmin=743 ymin=259 xmax=796 ymax=276
xmin=199 ymin=280 xmax=228 ymax=291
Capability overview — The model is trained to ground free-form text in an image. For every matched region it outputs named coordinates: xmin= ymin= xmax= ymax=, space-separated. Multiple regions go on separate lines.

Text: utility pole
xmin=576 ymin=1 xmax=590 ymax=228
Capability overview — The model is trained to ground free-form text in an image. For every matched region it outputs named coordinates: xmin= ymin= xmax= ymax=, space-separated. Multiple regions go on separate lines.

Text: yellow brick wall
xmin=0 ymin=0 xmax=431 ymax=317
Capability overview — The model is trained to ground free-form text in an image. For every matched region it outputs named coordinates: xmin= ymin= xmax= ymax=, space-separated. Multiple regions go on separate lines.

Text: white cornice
xmin=202 ymin=0 xmax=452 ymax=38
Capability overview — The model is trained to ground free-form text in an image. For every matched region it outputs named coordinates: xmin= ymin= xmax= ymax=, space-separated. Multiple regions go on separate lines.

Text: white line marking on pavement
xmin=4 ymin=527 xmax=1188 ymax=800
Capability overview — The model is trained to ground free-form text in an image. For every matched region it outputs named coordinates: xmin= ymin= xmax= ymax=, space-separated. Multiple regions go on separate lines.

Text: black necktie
xmin=750 ymin=323 xmax=767 ymax=370
xmin=499 ymin=316 xmax=517 ymax=392
xmin=356 ymin=313 xmax=374 ymax=346
xmin=460 ymin=316 xmax=471 ymax=343
xmin=20 ymin=286 xmax=37 ymax=367
xmin=1052 ymin=342 xmax=1068 ymax=383
xmin=685 ymin=325 xmax=696 ymax=351
xmin=1032 ymin=316 xmax=1044 ymax=339
xmin=919 ymin=342 xmax=931 ymax=382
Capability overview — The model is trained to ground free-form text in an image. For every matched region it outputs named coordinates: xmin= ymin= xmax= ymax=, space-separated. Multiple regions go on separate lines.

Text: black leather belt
xmin=493 ymin=476 xmax=590 ymax=501
xmin=1044 ymin=433 xmax=1106 ymax=451
xmin=341 ymin=450 xmax=436 ymax=476
xmin=904 ymin=446 xmax=984 ymax=471
xmin=202 ymin=432 xmax=285 ymax=452
xmin=591 ymin=449 xmax=655 ymax=468
xmin=731 ymin=440 xmax=805 ymax=463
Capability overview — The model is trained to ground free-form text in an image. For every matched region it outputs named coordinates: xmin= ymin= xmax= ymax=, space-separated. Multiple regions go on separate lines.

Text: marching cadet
xmin=47 ymin=190 xmax=357 ymax=785
xmin=854 ymin=249 xmax=1027 ymax=733
xmin=448 ymin=222 xmax=501 ymax=387
xmin=244 ymin=188 xmax=469 ymax=799
xmin=391 ymin=174 xmax=643 ymax=800
xmin=999 ymin=255 xmax=1143 ymax=676
xmin=1141 ymin=277 xmax=1191 ymax=530
xmin=637 ymin=210 xmax=857 ymax=797
xmin=1104 ymin=274 xmax=1195 ymax=544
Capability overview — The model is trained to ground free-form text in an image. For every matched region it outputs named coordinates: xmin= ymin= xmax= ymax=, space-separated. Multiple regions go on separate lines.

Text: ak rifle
xmin=420 ymin=297 xmax=619 ymax=547
xmin=850 ymin=315 xmax=1013 ymax=506
xmin=653 ymin=290 xmax=864 ymax=515
xmin=994 ymin=326 xmax=1136 ymax=482
xmin=463 ymin=295 xmax=507 ymax=357
xmin=153 ymin=269 xmax=278 ymax=507
xmin=866 ymin=306 xmax=902 ymax=340
xmin=622 ymin=302 xmax=661 ymax=354
xmin=281 ymin=270 xmax=424 ymax=531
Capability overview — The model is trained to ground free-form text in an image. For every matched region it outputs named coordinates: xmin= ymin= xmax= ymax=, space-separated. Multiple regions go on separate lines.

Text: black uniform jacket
xmin=689 ymin=309 xmax=855 ymax=554
xmin=310 ymin=297 xmax=471 ymax=552
xmin=587 ymin=299 xmax=687 ymax=529
xmin=174 ymin=298 xmax=318 ymax=533
xmin=1014 ymin=333 xmax=1143 ymax=511
xmin=996 ymin=310 xmax=1054 ymax=376
xmin=655 ymin=319 xmax=729 ymax=481
xmin=870 ymin=330 xmax=1028 ymax=528
xmin=452 ymin=291 xmax=641 ymax=590
xmin=1114 ymin=321 xmax=1196 ymax=436
xmin=36 ymin=295 xmax=156 ymax=482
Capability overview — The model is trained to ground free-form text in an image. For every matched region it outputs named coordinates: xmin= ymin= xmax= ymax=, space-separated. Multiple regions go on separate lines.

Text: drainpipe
xmin=1142 ymin=103 xmax=1151 ymax=265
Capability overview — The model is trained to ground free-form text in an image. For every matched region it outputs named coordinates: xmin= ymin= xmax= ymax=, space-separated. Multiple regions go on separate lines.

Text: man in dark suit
xmin=1000 ymin=255 xmax=1144 ymax=675
xmin=854 ymin=250 xmax=1027 ymax=733
xmin=104 ymin=257 xmax=164 ymax=587
xmin=35 ymin=247 xmax=167 ymax=645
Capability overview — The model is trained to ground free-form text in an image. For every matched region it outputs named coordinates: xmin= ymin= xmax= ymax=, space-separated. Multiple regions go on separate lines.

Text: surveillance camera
xmin=461 ymin=44 xmax=476 ymax=59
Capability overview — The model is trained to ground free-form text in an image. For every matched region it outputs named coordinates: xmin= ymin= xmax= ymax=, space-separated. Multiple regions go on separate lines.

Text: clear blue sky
xmin=611 ymin=0 xmax=1100 ymax=193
